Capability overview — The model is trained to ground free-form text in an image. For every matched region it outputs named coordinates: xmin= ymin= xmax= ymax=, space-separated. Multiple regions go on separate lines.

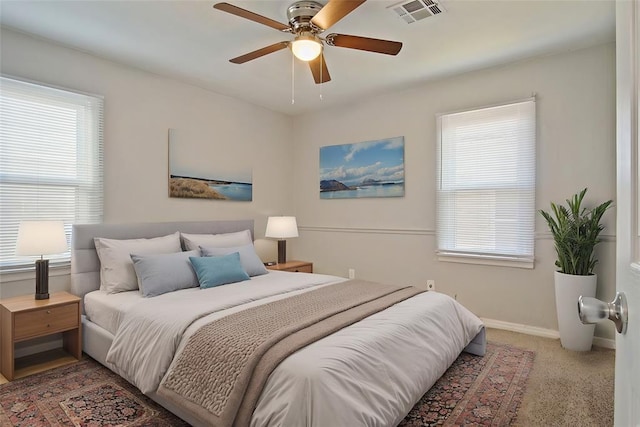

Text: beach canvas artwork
xmin=168 ymin=129 xmax=252 ymax=201
xmin=320 ymin=136 xmax=405 ymax=199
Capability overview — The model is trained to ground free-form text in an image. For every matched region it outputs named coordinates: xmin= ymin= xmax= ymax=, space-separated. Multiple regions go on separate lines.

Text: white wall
xmin=0 ymin=28 xmax=618 ymax=342
xmin=290 ymin=43 xmax=618 ymax=341
xmin=0 ymin=28 xmax=290 ymax=298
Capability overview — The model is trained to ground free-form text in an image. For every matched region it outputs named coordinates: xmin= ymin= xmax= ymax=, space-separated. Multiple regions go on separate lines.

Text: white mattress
xmin=84 ymin=289 xmax=142 ymax=335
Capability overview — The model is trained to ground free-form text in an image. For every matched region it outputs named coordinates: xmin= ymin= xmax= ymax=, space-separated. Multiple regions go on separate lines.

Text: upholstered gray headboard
xmin=71 ymin=220 xmax=254 ymax=305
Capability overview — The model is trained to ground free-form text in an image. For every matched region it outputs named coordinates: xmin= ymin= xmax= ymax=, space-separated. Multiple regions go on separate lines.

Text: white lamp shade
xmin=16 ymin=220 xmax=68 ymax=256
xmin=291 ymin=36 xmax=322 ymax=61
xmin=265 ymin=216 xmax=299 ymax=239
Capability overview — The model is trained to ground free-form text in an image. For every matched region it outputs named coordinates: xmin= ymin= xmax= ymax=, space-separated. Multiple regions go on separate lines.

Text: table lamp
xmin=16 ymin=220 xmax=68 ymax=300
xmin=265 ymin=216 xmax=298 ymax=264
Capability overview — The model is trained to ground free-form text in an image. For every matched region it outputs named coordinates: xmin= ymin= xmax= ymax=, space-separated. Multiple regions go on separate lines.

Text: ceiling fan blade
xmin=309 ymin=53 xmax=331 ymax=84
xmin=325 ymin=33 xmax=402 ymax=55
xmin=214 ymin=3 xmax=290 ymax=32
xmin=229 ymin=42 xmax=289 ymax=64
xmin=311 ymin=0 xmax=366 ymax=31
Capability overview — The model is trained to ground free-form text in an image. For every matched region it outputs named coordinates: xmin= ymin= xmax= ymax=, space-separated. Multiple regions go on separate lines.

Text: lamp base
xmin=277 ymin=240 xmax=287 ymax=264
xmin=34 ymin=259 xmax=50 ymax=300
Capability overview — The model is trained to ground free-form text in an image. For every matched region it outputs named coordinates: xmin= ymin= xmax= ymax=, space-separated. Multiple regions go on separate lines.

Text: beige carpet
xmin=486 ymin=328 xmax=615 ymax=426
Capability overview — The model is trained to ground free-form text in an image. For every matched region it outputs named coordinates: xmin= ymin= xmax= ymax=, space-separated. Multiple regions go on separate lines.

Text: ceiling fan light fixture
xmin=291 ymin=35 xmax=322 ymax=61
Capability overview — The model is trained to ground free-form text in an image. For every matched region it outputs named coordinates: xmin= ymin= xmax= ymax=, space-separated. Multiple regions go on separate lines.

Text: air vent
xmin=387 ymin=0 xmax=445 ymax=24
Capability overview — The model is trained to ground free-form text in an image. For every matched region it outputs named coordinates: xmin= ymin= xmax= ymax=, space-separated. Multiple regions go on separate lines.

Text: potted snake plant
xmin=539 ymin=188 xmax=612 ymax=351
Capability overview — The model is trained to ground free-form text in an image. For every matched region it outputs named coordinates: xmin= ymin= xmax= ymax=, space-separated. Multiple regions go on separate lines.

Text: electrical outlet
xmin=348 ymin=268 xmax=355 ymax=279
xmin=426 ymin=280 xmax=435 ymax=291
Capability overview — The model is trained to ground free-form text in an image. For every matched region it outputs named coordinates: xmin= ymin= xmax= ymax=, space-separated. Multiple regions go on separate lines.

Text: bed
xmin=71 ymin=220 xmax=486 ymax=427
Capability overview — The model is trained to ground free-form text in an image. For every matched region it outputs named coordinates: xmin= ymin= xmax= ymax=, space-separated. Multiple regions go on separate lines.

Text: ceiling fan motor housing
xmin=287 ymin=1 xmax=324 ymax=33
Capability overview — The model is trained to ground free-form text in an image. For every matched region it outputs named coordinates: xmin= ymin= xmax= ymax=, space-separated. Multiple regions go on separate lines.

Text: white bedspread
xmin=104 ymin=272 xmax=483 ymax=427
xmin=252 ymin=291 xmax=482 ymax=427
xmin=105 ymin=271 xmax=346 ymax=393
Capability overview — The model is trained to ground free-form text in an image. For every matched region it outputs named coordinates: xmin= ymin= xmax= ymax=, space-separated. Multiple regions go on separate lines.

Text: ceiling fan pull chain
xmin=291 ymin=53 xmax=295 ymax=105
xmin=319 ymin=54 xmax=323 ymax=101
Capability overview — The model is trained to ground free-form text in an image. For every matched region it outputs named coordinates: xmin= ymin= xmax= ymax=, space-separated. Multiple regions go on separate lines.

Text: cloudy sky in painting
xmin=320 ymin=137 xmax=404 ymax=186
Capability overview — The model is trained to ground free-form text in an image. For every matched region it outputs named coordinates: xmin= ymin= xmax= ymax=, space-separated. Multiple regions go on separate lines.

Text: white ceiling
xmin=0 ymin=0 xmax=615 ymax=116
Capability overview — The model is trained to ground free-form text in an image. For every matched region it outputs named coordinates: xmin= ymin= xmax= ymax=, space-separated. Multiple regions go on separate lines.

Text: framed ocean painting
xmin=319 ymin=136 xmax=405 ymax=199
xmin=168 ymin=129 xmax=252 ymax=201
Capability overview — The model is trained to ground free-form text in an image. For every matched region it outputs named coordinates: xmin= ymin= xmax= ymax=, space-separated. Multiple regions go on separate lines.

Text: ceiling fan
xmin=213 ymin=0 xmax=403 ymax=84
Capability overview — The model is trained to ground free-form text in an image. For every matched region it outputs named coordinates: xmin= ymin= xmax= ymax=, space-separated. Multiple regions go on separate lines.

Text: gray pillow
xmin=131 ymin=250 xmax=200 ymax=297
xmin=200 ymin=244 xmax=268 ymax=277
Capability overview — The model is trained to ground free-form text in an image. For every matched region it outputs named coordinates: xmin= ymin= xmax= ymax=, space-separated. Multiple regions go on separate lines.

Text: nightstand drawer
xmin=291 ymin=265 xmax=312 ymax=273
xmin=14 ymin=303 xmax=78 ymax=341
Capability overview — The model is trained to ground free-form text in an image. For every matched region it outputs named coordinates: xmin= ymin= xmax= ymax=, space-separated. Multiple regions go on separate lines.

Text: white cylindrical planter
xmin=554 ymin=271 xmax=597 ymax=351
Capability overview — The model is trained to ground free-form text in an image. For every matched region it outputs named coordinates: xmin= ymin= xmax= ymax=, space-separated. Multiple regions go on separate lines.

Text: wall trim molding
xmin=298 ymin=226 xmax=436 ymax=236
xmin=534 ymin=231 xmax=616 ymax=242
xmin=299 ymin=226 xmax=616 ymax=242
xmin=481 ymin=317 xmax=616 ymax=349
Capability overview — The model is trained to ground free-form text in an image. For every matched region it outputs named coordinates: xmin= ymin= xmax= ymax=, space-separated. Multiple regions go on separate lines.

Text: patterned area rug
xmin=0 ymin=360 xmax=188 ymax=427
xmin=400 ymin=343 xmax=535 ymax=426
xmin=0 ymin=342 xmax=533 ymax=426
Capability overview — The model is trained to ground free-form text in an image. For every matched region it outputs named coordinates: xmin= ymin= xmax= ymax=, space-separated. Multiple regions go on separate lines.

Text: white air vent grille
xmin=388 ymin=0 xmax=445 ymax=24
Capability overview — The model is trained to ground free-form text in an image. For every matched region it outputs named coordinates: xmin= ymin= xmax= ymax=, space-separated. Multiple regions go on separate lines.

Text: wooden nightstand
xmin=0 ymin=291 xmax=81 ymax=381
xmin=266 ymin=260 xmax=313 ymax=273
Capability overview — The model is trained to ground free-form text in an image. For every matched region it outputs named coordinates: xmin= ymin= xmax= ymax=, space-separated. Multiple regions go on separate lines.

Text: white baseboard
xmin=593 ymin=336 xmax=616 ymax=349
xmin=481 ymin=318 xmax=616 ymax=349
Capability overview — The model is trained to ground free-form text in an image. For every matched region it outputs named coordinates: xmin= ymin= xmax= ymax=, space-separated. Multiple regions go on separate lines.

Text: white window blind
xmin=436 ymin=99 xmax=535 ymax=266
xmin=0 ymin=76 xmax=103 ymax=271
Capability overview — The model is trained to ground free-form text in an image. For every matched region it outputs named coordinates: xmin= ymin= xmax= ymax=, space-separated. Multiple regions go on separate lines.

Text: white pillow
xmin=94 ymin=232 xmax=182 ymax=293
xmin=181 ymin=229 xmax=252 ymax=251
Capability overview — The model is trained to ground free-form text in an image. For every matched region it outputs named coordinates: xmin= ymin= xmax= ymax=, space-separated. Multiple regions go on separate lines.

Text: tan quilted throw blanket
xmin=157 ymin=279 xmax=424 ymax=427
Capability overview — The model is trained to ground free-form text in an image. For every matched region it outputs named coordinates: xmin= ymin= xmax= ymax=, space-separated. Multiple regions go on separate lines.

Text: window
xmin=0 ymin=76 xmax=103 ymax=271
xmin=436 ymin=98 xmax=535 ymax=268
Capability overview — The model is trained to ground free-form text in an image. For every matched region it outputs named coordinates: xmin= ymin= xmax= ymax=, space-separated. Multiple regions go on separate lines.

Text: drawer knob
xmin=46 ymin=310 xmax=51 ymax=314
xmin=47 ymin=324 xmax=50 ymax=327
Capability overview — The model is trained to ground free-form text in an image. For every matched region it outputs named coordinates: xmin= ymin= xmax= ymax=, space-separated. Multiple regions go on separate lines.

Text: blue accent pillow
xmin=189 ymin=252 xmax=250 ymax=289
xmin=200 ymin=244 xmax=268 ymax=277
xmin=131 ymin=250 xmax=199 ymax=297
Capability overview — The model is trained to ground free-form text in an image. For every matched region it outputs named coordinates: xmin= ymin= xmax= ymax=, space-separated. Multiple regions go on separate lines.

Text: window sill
xmin=0 ymin=264 xmax=71 ymax=284
xmin=437 ymin=252 xmax=534 ymax=269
